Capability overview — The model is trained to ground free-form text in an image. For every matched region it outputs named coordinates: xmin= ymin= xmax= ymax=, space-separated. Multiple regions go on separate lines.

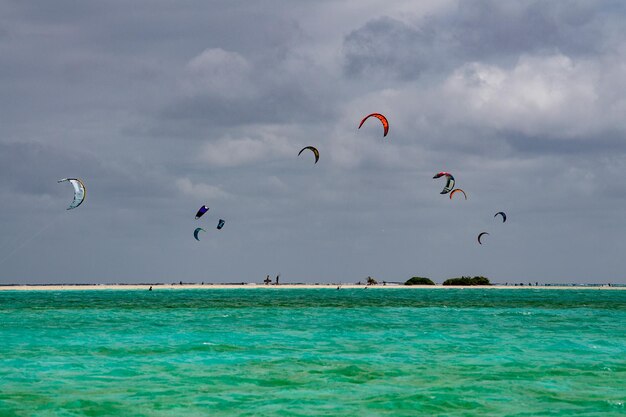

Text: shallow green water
xmin=1 ymin=289 xmax=625 ymax=416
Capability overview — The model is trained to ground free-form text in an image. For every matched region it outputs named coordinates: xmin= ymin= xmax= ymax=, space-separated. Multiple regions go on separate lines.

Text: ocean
xmin=1 ymin=288 xmax=624 ymax=416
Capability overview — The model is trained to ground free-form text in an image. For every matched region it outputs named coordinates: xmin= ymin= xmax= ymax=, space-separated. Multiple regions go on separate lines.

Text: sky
xmin=2 ymin=0 xmax=626 ymax=284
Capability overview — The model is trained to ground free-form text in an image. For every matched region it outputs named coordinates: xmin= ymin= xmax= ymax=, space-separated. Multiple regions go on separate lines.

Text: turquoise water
xmin=1 ymin=289 xmax=625 ymax=416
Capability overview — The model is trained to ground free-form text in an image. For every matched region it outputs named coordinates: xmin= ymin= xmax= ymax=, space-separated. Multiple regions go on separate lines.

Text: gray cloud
xmin=156 ymin=44 xmax=337 ymax=135
xmin=444 ymin=1 xmax=613 ymax=59
xmin=343 ymin=0 xmax=626 ymax=80
xmin=343 ymin=17 xmax=437 ymax=80
xmin=1 ymin=1 xmax=626 ymax=284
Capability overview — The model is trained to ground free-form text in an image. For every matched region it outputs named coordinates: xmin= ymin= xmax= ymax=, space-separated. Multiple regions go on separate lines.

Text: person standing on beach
xmin=275 ymin=275 xmax=280 ymax=285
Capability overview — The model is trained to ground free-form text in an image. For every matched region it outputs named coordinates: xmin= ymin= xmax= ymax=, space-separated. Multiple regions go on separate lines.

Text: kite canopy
xmin=217 ymin=219 xmax=225 ymax=230
xmin=477 ymin=232 xmax=489 ymax=245
xmin=358 ymin=113 xmax=389 ymax=137
xmin=298 ymin=146 xmax=319 ymax=164
xmin=57 ymin=178 xmax=86 ymax=210
xmin=195 ymin=205 xmax=209 ymax=219
xmin=433 ymin=172 xmax=455 ymax=194
xmin=495 ymin=212 xmax=507 ymax=222
xmin=194 ymin=228 xmax=205 ymax=241
xmin=449 ymin=188 xmax=467 ymax=200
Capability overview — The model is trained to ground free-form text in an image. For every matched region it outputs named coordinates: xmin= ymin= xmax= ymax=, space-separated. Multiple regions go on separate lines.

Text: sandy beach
xmin=0 ymin=284 xmax=623 ymax=291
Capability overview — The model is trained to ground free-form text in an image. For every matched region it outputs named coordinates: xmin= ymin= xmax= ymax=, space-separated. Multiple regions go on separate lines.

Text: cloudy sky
xmin=2 ymin=0 xmax=626 ymax=284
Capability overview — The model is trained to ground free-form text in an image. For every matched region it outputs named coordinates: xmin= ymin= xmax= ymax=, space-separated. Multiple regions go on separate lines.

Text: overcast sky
xmin=2 ymin=0 xmax=626 ymax=284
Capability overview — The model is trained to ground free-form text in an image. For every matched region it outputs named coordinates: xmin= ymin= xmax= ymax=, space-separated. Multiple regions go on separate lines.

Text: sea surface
xmin=0 ymin=288 xmax=625 ymax=416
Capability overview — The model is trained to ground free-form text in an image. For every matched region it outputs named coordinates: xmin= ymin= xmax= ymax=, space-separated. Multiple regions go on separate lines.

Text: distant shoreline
xmin=0 ymin=284 xmax=624 ymax=291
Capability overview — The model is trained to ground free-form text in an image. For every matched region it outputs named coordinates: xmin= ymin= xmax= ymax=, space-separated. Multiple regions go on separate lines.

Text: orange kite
xmin=358 ymin=113 xmax=389 ymax=137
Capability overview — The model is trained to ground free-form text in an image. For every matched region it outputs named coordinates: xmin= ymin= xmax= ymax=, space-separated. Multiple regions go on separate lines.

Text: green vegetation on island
xmin=442 ymin=276 xmax=491 ymax=286
xmin=404 ymin=277 xmax=435 ymax=285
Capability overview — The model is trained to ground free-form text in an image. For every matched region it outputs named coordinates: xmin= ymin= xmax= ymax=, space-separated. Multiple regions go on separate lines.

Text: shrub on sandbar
xmin=442 ymin=276 xmax=491 ymax=286
xmin=404 ymin=277 xmax=435 ymax=286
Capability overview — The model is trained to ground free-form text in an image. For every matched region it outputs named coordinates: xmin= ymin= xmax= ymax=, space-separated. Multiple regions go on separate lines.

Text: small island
xmin=442 ymin=276 xmax=491 ymax=286
xmin=404 ymin=277 xmax=436 ymax=285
